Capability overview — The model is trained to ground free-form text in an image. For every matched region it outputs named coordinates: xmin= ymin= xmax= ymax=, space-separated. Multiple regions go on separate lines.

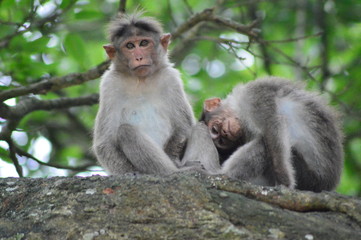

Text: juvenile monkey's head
xmin=104 ymin=11 xmax=171 ymax=78
xmin=200 ymin=98 xmax=243 ymax=150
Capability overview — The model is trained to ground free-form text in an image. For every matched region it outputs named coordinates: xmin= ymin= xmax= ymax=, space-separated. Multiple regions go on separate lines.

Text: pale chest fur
xmin=101 ymin=72 xmax=173 ymax=147
xmin=118 ymin=95 xmax=172 ymax=146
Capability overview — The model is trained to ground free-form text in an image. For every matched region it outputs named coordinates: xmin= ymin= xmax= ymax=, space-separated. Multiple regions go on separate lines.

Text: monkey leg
xmin=94 ymin=141 xmax=137 ymax=175
xmin=262 ymin=116 xmax=296 ymax=188
xmin=117 ymin=123 xmax=179 ymax=175
xmin=221 ymin=137 xmax=273 ymax=184
xmin=182 ymin=122 xmax=221 ymax=175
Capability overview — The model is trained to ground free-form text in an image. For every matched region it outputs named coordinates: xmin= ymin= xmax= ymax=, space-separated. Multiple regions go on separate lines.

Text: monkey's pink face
xmin=202 ymin=98 xmax=242 ymax=150
xmin=121 ymin=36 xmax=156 ymax=77
xmin=206 ymin=110 xmax=242 ymax=150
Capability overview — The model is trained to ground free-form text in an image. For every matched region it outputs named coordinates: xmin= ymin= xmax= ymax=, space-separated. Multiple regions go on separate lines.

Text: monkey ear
xmin=204 ymin=98 xmax=221 ymax=112
xmin=103 ymin=44 xmax=116 ymax=59
xmin=160 ymin=33 xmax=171 ymax=50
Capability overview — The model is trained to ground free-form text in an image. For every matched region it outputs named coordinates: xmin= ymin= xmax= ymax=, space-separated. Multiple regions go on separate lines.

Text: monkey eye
xmin=211 ymin=125 xmax=219 ymax=135
xmin=125 ymin=42 xmax=135 ymax=49
xmin=139 ymin=40 xmax=149 ymax=47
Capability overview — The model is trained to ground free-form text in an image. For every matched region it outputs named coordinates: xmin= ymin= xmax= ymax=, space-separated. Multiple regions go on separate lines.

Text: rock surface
xmin=1 ymin=173 xmax=361 ymax=239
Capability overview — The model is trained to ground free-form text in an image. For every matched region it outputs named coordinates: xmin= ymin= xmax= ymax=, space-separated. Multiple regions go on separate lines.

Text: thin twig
xmin=262 ymin=32 xmax=322 ymax=44
xmin=171 ymin=8 xmax=215 ymax=39
xmin=209 ymin=15 xmax=260 ymax=38
xmin=7 ymin=138 xmax=23 ymax=177
xmin=183 ymin=0 xmax=194 ymax=15
xmin=15 ymin=146 xmax=94 ymax=172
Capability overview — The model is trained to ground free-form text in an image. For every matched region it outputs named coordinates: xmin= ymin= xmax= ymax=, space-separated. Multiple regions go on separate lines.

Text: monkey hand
xmin=177 ymin=160 xmax=206 ymax=173
xmin=182 ymin=160 xmax=204 ymax=168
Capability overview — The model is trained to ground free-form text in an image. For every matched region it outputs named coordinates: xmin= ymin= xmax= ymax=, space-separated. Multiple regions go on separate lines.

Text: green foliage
xmin=0 ymin=0 xmax=360 ymax=196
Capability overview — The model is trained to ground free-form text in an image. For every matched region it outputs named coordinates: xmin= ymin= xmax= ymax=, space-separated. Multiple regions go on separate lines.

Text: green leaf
xmin=0 ymin=146 xmax=11 ymax=163
xmin=74 ymin=11 xmax=103 ymax=20
xmin=25 ymin=37 xmax=50 ymax=53
xmin=59 ymin=0 xmax=73 ymax=9
xmin=63 ymin=33 xmax=89 ymax=69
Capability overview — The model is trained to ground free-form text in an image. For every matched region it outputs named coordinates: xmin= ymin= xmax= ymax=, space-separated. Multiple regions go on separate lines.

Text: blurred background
xmin=0 ymin=0 xmax=360 ymax=196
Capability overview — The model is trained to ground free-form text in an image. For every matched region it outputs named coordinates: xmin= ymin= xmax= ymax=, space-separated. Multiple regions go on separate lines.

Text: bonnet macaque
xmin=93 ymin=12 xmax=217 ymax=175
xmin=200 ymin=77 xmax=343 ymax=192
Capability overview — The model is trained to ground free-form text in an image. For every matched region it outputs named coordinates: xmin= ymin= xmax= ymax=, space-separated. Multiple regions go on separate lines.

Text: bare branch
xmin=6 ymin=138 xmax=23 ymax=177
xmin=169 ymin=8 xmax=260 ymax=64
xmin=14 ymin=145 xmax=94 ymax=172
xmin=171 ymin=8 xmax=259 ymax=40
xmin=247 ymin=1 xmax=272 ymax=75
xmin=1 ymin=94 xmax=99 ymax=120
xmin=170 ymin=23 xmax=206 ymax=64
xmin=262 ymin=42 xmax=316 ymax=81
xmin=315 ymin=1 xmax=330 ymax=90
xmin=193 ymin=36 xmax=249 ymax=45
xmin=171 ymin=8 xmax=215 ymax=40
xmin=119 ymin=0 xmax=126 ymax=13
xmin=209 ymin=15 xmax=260 ymax=38
xmin=262 ymin=32 xmax=323 ymax=44
xmin=0 ymin=60 xmax=109 ymax=102
xmin=182 ymin=0 xmax=194 ymax=15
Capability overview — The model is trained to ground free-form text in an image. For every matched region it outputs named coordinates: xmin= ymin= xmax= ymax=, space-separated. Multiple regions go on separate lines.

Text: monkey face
xmin=103 ymin=36 xmax=159 ymax=78
xmin=206 ymin=112 xmax=242 ymax=150
xmin=201 ymin=97 xmax=242 ymax=150
xmin=105 ymin=17 xmax=172 ymax=79
xmin=120 ymin=36 xmax=156 ymax=77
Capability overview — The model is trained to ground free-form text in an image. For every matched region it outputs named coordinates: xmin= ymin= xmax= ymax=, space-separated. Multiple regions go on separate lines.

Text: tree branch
xmin=171 ymin=8 xmax=215 ymax=40
xmin=171 ymin=8 xmax=259 ymax=40
xmin=1 ymin=9 xmax=260 ymax=102
xmin=315 ymin=0 xmax=330 ymax=90
xmin=209 ymin=15 xmax=260 ymax=38
xmin=14 ymin=145 xmax=94 ymax=172
xmin=248 ymin=2 xmax=272 ymax=75
xmin=0 ymin=60 xmax=109 ymax=102
xmin=210 ymin=177 xmax=361 ymax=225
xmin=0 ymin=94 xmax=99 ymax=120
xmin=119 ymin=0 xmax=126 ymax=13
xmin=7 ymin=138 xmax=23 ymax=177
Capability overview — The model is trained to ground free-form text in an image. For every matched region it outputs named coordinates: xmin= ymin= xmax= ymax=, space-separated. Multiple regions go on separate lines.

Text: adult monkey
xmin=93 ymin=12 xmax=217 ymax=175
xmin=200 ymin=77 xmax=343 ymax=192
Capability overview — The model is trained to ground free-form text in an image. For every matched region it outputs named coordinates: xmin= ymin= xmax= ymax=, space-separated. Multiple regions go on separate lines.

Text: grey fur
xmin=93 ymin=14 xmax=207 ymax=175
xmin=202 ymin=77 xmax=344 ymax=191
xmin=182 ymin=122 xmax=220 ymax=174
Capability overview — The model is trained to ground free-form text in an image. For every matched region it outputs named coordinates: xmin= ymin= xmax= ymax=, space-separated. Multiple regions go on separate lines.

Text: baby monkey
xmin=200 ymin=77 xmax=343 ymax=192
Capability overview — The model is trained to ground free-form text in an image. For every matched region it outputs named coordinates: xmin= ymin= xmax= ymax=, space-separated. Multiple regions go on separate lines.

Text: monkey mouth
xmin=132 ymin=65 xmax=151 ymax=71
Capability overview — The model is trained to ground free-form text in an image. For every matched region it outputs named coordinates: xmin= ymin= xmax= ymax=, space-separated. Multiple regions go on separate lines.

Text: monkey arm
xmin=182 ymin=122 xmax=221 ymax=174
xmin=93 ymin=141 xmax=137 ymax=175
xmin=163 ymin=130 xmax=187 ymax=163
xmin=117 ymin=123 xmax=179 ymax=175
xmin=221 ymin=137 xmax=269 ymax=181
xmin=263 ymin=123 xmax=296 ymax=188
xmin=247 ymin=87 xmax=296 ymax=188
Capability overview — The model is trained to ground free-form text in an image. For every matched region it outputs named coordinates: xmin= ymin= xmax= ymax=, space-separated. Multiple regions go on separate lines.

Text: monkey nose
xmin=136 ymin=56 xmax=143 ymax=61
